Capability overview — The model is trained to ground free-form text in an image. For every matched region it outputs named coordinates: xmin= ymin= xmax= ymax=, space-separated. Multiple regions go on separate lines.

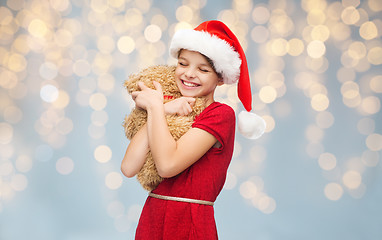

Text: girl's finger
xmin=183 ymin=104 xmax=191 ymax=116
xmin=153 ymin=81 xmax=163 ymax=94
xmin=183 ymin=97 xmax=195 ymax=106
xmin=186 ymin=103 xmax=192 ymax=114
xmin=181 ymin=106 xmax=187 ymax=116
xmin=137 ymin=81 xmax=148 ymax=90
xmin=184 ymin=97 xmax=195 ymax=103
xmin=131 ymin=91 xmax=139 ymax=99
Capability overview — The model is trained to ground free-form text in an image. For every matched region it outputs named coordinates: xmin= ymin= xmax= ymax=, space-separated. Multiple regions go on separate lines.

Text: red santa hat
xmin=170 ymin=20 xmax=266 ymax=139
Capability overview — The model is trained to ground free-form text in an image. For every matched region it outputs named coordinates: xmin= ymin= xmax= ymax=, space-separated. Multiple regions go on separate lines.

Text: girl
xmin=121 ymin=20 xmax=264 ymax=239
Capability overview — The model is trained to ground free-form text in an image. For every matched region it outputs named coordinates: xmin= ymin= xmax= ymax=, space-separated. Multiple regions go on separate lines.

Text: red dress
xmin=135 ymin=102 xmax=236 ymax=240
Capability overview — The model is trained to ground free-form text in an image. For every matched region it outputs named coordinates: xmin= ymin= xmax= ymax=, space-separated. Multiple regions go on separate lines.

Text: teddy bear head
xmin=124 ymin=65 xmax=182 ymax=99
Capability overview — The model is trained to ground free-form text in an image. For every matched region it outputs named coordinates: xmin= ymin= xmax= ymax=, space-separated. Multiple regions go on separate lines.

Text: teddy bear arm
xmin=123 ymin=108 xmax=148 ymax=139
xmin=137 ymin=151 xmax=163 ymax=191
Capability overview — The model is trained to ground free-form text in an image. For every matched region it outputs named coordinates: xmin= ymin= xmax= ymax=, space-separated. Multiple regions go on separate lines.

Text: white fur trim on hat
xmin=170 ymin=29 xmax=241 ymax=84
xmin=238 ymin=111 xmax=266 ymax=139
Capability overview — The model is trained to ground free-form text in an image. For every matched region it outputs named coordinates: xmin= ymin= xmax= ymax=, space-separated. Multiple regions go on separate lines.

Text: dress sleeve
xmin=192 ymin=103 xmax=236 ymax=149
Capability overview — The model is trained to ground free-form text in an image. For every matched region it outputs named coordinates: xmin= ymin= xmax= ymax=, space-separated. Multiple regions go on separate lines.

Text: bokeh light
xmin=315 ymin=111 xmax=334 ymax=128
xmin=324 ymin=182 xmax=344 ymax=201
xmin=94 ymin=145 xmax=112 ymax=163
xmin=311 ymin=93 xmax=329 ymax=111
xmin=10 ymin=174 xmax=28 ymax=192
xmin=359 ymin=21 xmax=378 ymax=40
xmin=15 ymin=155 xmax=33 ymax=173
xmin=105 ymin=171 xmax=123 ymax=190
xmin=307 ymin=40 xmax=326 ymax=58
xmin=117 ymin=36 xmax=136 ymax=54
xmin=342 ymin=170 xmax=362 ymax=189
xmin=0 ymin=122 xmax=13 ymax=144
xmin=318 ymin=152 xmax=337 ymax=171
xmin=361 ymin=150 xmax=379 ymax=167
xmin=366 ymin=133 xmax=382 ymax=151
xmin=56 ymin=157 xmax=74 ymax=175
xmin=89 ymin=93 xmax=107 ymax=110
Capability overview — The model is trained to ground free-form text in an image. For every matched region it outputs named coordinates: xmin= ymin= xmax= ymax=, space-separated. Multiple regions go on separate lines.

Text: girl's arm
xmin=148 ymin=105 xmax=216 ymax=178
xmin=121 ymin=124 xmax=149 ymax=178
xmin=132 ymin=82 xmax=217 ymax=178
xmin=121 ymin=96 xmax=196 ymax=178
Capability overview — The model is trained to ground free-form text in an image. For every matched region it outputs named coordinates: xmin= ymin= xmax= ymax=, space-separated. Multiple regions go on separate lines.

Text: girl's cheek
xmin=175 ymin=65 xmax=183 ymax=72
xmin=175 ymin=69 xmax=183 ymax=79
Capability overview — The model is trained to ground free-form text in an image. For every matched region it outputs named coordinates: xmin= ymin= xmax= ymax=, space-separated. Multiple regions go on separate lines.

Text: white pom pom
xmin=238 ymin=111 xmax=266 ymax=139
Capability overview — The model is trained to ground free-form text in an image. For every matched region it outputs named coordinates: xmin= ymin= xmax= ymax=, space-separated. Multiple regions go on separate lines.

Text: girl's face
xmin=175 ymin=49 xmax=223 ymax=105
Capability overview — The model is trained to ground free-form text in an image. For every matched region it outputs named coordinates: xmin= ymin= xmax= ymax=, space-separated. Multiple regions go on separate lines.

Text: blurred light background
xmin=0 ymin=0 xmax=381 ymax=239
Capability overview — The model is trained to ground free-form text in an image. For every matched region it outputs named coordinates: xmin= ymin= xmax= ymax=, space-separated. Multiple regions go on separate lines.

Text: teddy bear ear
xmin=124 ymin=70 xmax=145 ymax=93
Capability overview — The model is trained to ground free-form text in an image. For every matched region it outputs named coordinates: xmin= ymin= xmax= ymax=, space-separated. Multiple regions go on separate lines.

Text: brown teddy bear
xmin=123 ymin=65 xmax=207 ymax=191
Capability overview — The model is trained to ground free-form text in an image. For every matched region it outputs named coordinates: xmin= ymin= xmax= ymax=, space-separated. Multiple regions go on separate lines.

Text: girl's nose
xmin=185 ymin=67 xmax=196 ymax=78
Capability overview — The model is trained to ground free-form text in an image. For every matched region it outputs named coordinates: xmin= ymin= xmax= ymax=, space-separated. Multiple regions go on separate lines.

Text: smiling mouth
xmin=182 ymin=80 xmax=200 ymax=87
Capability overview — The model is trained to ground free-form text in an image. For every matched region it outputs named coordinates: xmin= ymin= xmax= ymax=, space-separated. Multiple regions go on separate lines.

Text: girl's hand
xmin=131 ymin=81 xmax=163 ymax=110
xmin=164 ymin=97 xmax=195 ymax=116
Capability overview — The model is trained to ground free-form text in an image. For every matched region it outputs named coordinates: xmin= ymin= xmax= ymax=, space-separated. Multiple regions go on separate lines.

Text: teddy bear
xmin=123 ymin=65 xmax=207 ymax=191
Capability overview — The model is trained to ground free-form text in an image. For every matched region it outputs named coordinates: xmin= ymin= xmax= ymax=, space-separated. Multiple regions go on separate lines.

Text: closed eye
xmin=199 ymin=68 xmax=210 ymax=73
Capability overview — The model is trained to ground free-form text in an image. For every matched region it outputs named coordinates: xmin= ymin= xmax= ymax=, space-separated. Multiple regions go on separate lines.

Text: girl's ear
xmin=217 ymin=78 xmax=224 ymax=86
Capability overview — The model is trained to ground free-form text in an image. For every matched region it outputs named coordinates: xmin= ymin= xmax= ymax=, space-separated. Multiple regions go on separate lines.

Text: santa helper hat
xmin=170 ymin=20 xmax=266 ymax=139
